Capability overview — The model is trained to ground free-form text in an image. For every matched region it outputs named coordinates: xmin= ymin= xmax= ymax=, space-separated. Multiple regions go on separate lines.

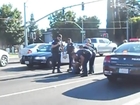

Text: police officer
xmin=84 ymin=38 xmax=96 ymax=74
xmin=66 ymin=38 xmax=74 ymax=72
xmin=72 ymin=46 xmax=92 ymax=77
xmin=51 ymin=34 xmax=63 ymax=73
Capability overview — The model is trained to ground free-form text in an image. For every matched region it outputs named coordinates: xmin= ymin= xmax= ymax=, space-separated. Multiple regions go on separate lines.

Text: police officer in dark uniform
xmin=72 ymin=46 xmax=92 ymax=77
xmin=51 ymin=34 xmax=63 ymax=73
xmin=84 ymin=38 xmax=96 ymax=74
xmin=66 ymin=38 xmax=74 ymax=72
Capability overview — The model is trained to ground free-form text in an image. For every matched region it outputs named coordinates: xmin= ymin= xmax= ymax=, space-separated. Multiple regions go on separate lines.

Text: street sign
xmin=80 ymin=30 xmax=85 ymax=34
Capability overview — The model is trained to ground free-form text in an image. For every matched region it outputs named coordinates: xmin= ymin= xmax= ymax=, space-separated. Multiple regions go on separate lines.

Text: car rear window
xmin=26 ymin=44 xmax=37 ymax=48
xmin=114 ymin=43 xmax=140 ymax=53
xmin=91 ymin=39 xmax=97 ymax=43
xmin=38 ymin=44 xmax=51 ymax=52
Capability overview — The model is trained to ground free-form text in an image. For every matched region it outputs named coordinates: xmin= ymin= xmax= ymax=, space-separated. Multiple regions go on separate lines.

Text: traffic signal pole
xmin=27 ymin=0 xmax=103 ymax=26
xmin=24 ymin=0 xmax=104 ymax=45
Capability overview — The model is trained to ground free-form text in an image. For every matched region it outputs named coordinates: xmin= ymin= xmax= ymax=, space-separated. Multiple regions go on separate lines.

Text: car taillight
xmin=104 ymin=56 xmax=111 ymax=63
xmin=27 ymin=50 xmax=32 ymax=54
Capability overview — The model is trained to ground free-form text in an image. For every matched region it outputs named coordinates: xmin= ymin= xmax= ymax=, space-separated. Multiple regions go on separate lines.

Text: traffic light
xmin=62 ymin=7 xmax=65 ymax=15
xmin=82 ymin=2 xmax=84 ymax=11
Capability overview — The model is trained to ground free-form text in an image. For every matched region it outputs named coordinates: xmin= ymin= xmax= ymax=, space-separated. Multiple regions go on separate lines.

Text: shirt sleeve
xmin=52 ymin=41 xmax=56 ymax=45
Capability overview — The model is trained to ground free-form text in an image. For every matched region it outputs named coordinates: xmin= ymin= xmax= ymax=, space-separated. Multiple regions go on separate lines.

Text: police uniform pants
xmin=68 ymin=53 xmax=73 ymax=69
xmin=82 ymin=53 xmax=91 ymax=75
xmin=52 ymin=53 xmax=61 ymax=71
xmin=89 ymin=52 xmax=95 ymax=73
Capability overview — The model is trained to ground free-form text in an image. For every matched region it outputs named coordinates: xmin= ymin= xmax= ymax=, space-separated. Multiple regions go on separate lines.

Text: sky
xmin=0 ymin=0 xmax=107 ymax=29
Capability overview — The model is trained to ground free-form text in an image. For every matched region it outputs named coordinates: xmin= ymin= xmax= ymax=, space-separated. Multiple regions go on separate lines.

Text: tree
xmin=107 ymin=0 xmax=140 ymax=44
xmin=0 ymin=4 xmax=23 ymax=46
xmin=77 ymin=16 xmax=100 ymax=38
xmin=28 ymin=14 xmax=38 ymax=37
xmin=48 ymin=10 xmax=100 ymax=42
xmin=129 ymin=16 xmax=140 ymax=37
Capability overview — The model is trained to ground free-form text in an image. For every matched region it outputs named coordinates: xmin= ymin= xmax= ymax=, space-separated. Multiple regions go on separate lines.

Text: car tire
xmin=47 ymin=57 xmax=52 ymax=68
xmin=0 ymin=55 xmax=8 ymax=67
xmin=107 ymin=76 xmax=117 ymax=82
xmin=26 ymin=64 xmax=33 ymax=68
xmin=99 ymin=54 xmax=103 ymax=56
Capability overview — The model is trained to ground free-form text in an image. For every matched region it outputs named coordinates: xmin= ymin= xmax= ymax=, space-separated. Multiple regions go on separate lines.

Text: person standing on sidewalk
xmin=51 ymin=34 xmax=63 ymax=73
xmin=66 ymin=38 xmax=75 ymax=72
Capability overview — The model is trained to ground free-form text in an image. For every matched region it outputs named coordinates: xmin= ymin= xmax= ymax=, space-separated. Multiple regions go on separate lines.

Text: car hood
xmin=26 ymin=52 xmax=52 ymax=56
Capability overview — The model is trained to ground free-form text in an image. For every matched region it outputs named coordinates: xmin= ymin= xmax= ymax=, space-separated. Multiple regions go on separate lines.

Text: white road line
xmin=0 ymin=75 xmax=104 ymax=98
xmin=122 ymin=98 xmax=140 ymax=105
xmin=0 ymin=63 xmax=103 ymax=79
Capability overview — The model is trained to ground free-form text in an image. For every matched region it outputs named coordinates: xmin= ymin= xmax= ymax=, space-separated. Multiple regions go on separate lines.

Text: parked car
xmin=20 ymin=44 xmax=79 ymax=68
xmin=19 ymin=42 xmax=67 ymax=59
xmin=103 ymin=42 xmax=140 ymax=82
xmin=0 ymin=49 xmax=9 ymax=67
xmin=19 ymin=43 xmax=49 ymax=59
xmin=85 ymin=38 xmax=117 ymax=56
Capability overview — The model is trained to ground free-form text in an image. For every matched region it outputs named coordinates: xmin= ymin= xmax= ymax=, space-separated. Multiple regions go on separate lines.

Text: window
xmin=38 ymin=44 xmax=51 ymax=52
xmin=103 ymin=39 xmax=110 ymax=43
xmin=99 ymin=39 xmax=105 ymax=43
xmin=114 ymin=43 xmax=140 ymax=53
xmin=91 ymin=39 xmax=97 ymax=43
xmin=26 ymin=44 xmax=37 ymax=48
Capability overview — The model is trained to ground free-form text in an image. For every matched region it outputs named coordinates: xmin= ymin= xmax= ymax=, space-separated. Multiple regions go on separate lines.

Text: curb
xmin=9 ymin=61 xmax=20 ymax=64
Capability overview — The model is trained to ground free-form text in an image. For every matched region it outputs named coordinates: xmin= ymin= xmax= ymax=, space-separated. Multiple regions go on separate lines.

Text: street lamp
xmin=65 ymin=21 xmax=85 ymax=42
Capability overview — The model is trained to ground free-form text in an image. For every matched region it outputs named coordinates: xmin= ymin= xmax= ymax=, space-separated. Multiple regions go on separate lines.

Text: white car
xmin=0 ymin=49 xmax=9 ymax=67
xmin=19 ymin=43 xmax=49 ymax=59
xmin=88 ymin=38 xmax=118 ymax=56
xmin=19 ymin=43 xmax=79 ymax=66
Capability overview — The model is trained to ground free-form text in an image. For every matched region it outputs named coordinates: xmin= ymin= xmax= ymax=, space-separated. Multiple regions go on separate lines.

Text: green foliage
xmin=107 ymin=0 xmax=140 ymax=44
xmin=48 ymin=10 xmax=100 ymax=42
xmin=0 ymin=4 xmax=23 ymax=45
xmin=29 ymin=13 xmax=38 ymax=33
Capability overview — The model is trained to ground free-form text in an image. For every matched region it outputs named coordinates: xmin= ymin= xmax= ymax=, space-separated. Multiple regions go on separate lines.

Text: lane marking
xmin=0 ymin=63 xmax=103 ymax=79
xmin=0 ymin=75 xmax=104 ymax=98
xmin=122 ymin=98 xmax=140 ymax=105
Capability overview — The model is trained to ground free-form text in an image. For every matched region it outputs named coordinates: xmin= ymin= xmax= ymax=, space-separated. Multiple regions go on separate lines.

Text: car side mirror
xmin=37 ymin=49 xmax=39 ymax=52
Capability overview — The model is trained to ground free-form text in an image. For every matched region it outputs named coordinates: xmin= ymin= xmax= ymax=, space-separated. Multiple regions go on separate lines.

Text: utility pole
xmin=24 ymin=2 xmax=28 ymax=46
xmin=81 ymin=2 xmax=85 ymax=43
xmin=126 ymin=9 xmax=129 ymax=41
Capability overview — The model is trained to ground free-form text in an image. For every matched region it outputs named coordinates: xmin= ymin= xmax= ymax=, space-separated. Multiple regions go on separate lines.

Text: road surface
xmin=0 ymin=57 xmax=140 ymax=105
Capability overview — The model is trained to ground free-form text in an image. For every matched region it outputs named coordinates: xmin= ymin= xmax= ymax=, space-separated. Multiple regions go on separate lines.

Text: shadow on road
xmin=63 ymin=79 xmax=140 ymax=100
xmin=35 ymin=72 xmax=80 ymax=83
xmin=1 ymin=65 xmax=51 ymax=72
xmin=0 ymin=73 xmax=52 ymax=82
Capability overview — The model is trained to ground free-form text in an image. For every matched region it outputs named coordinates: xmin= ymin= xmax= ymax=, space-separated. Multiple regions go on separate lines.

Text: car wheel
xmin=0 ymin=55 xmax=8 ymax=67
xmin=99 ymin=54 xmax=103 ymax=56
xmin=26 ymin=64 xmax=33 ymax=68
xmin=47 ymin=57 xmax=52 ymax=68
xmin=107 ymin=76 xmax=117 ymax=82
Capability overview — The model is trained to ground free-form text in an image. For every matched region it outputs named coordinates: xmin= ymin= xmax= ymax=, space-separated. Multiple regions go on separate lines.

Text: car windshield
xmin=38 ymin=44 xmax=51 ymax=52
xmin=114 ymin=43 xmax=140 ymax=53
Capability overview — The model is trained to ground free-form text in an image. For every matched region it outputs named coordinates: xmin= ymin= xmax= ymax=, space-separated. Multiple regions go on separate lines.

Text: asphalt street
xmin=0 ymin=57 xmax=140 ymax=105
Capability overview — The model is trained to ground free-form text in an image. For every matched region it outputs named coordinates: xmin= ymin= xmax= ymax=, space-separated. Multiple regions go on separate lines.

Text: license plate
xmin=119 ymin=68 xmax=129 ymax=74
xmin=25 ymin=61 xmax=29 ymax=64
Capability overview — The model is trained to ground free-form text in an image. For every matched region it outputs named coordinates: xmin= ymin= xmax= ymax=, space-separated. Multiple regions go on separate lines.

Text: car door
xmin=103 ymin=39 xmax=112 ymax=52
xmin=98 ymin=39 xmax=106 ymax=52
